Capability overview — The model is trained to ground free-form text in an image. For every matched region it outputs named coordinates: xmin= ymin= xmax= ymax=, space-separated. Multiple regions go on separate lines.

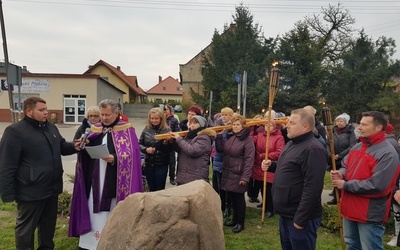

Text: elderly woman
xmin=170 ymin=115 xmax=216 ymax=185
xmin=139 ymin=108 xmax=172 ymax=191
xmin=216 ymin=114 xmax=255 ymax=233
xmin=73 ymin=106 xmax=100 ymax=140
xmin=327 ymin=113 xmax=357 ymax=205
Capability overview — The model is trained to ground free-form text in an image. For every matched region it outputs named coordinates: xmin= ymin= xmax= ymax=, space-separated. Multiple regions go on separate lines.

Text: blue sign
xmin=234 ymin=72 xmax=242 ymax=84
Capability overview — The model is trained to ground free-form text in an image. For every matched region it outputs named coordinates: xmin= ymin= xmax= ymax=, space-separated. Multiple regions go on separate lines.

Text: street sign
xmin=7 ymin=63 xmax=22 ymax=86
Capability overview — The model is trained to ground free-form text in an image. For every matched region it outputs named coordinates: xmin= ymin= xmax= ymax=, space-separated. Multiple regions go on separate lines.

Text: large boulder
xmin=98 ymin=180 xmax=225 ymax=250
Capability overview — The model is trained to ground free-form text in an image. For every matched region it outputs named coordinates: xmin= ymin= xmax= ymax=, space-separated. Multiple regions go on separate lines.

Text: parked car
xmin=174 ymin=105 xmax=182 ymax=113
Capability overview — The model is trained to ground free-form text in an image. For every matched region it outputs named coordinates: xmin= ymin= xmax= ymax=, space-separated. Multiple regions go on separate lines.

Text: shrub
xmin=321 ymin=204 xmax=341 ymax=232
xmin=58 ymin=191 xmax=72 ymax=217
xmin=65 ymin=173 xmax=75 ymax=184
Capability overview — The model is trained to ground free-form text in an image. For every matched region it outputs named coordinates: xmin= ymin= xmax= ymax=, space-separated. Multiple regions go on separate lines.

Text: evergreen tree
xmin=324 ymin=31 xmax=400 ymax=120
xmin=196 ymin=4 xmax=274 ymax=115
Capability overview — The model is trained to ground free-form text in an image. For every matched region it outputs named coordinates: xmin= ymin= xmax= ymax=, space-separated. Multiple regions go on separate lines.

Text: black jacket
xmin=269 ymin=131 xmax=327 ymax=227
xmin=315 ymin=119 xmax=327 ymax=143
xmin=166 ymin=116 xmax=180 ymax=132
xmin=139 ymin=125 xmax=172 ymax=167
xmin=73 ymin=118 xmax=91 ymax=141
xmin=331 ymin=124 xmax=357 ymax=167
xmin=0 ymin=117 xmax=77 ymax=202
xmin=179 ymin=119 xmax=189 ymax=131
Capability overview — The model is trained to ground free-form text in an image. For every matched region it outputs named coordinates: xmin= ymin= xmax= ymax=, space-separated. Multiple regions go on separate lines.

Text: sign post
xmin=8 ymin=63 xmax=23 ymax=120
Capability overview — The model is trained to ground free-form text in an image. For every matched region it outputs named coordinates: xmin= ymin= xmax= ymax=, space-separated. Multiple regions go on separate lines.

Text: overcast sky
xmin=2 ymin=0 xmax=400 ymax=91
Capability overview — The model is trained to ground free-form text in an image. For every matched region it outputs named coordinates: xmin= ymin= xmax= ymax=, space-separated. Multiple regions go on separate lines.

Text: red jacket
xmin=119 ymin=114 xmax=129 ymax=122
xmin=251 ymin=125 xmax=285 ymax=182
xmin=340 ymin=132 xmax=399 ymax=223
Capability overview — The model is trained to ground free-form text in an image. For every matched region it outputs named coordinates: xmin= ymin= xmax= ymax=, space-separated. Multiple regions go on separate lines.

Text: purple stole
xmin=68 ymin=121 xmax=143 ymax=237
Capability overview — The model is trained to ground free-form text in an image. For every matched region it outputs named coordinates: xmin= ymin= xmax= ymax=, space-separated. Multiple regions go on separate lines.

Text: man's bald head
xmin=303 ymin=105 xmax=316 ymax=117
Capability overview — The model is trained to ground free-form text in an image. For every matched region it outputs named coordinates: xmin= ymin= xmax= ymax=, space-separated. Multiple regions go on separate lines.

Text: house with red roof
xmin=146 ymin=76 xmax=183 ymax=104
xmin=84 ymin=60 xmax=146 ymax=104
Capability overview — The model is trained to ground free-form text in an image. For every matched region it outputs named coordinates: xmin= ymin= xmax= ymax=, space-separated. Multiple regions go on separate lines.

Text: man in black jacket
xmin=0 ymin=97 xmax=80 ymax=249
xmin=262 ymin=108 xmax=328 ymax=250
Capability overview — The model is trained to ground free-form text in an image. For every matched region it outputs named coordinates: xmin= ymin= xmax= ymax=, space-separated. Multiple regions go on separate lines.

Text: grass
xmin=324 ymin=171 xmax=333 ymax=190
xmin=0 ymin=202 xmax=79 ymax=250
xmin=224 ymin=207 xmax=344 ymax=250
xmin=0 ymin=179 xmax=397 ymax=250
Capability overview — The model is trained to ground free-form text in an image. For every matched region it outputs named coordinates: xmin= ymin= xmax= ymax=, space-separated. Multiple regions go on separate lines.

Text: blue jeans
xmin=145 ymin=165 xmax=168 ymax=191
xmin=343 ymin=217 xmax=385 ymax=250
xmin=279 ymin=216 xmax=321 ymax=250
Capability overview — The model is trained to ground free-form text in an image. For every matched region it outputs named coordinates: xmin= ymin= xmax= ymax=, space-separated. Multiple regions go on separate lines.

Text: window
xmin=64 ymin=95 xmax=86 ymax=124
xmin=163 ymin=86 xmax=166 ymax=91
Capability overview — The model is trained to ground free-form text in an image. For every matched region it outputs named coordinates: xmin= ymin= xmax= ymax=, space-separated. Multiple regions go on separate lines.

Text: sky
xmin=1 ymin=0 xmax=400 ymax=91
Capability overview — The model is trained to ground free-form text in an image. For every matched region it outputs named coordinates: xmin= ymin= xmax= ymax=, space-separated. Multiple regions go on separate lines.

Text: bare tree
xmin=305 ymin=4 xmax=356 ymax=65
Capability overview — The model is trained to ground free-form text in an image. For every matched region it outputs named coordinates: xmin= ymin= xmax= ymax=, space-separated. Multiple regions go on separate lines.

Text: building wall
xmin=179 ymin=46 xmax=211 ymax=104
xmin=97 ymin=80 xmax=125 ymax=105
xmin=0 ymin=76 xmax=123 ymax=123
xmin=146 ymin=94 xmax=182 ymax=103
xmin=87 ymin=65 xmax=130 ymax=103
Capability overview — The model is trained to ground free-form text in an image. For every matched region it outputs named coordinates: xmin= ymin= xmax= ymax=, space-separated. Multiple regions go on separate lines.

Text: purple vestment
xmin=68 ymin=121 xmax=143 ymax=237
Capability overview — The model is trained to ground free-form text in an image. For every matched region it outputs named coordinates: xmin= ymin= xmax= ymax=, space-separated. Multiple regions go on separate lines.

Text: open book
xmin=85 ymin=144 xmax=109 ymax=159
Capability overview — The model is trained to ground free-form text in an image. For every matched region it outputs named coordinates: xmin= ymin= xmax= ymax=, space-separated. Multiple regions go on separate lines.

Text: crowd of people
xmin=1 ymin=98 xmax=400 ymax=249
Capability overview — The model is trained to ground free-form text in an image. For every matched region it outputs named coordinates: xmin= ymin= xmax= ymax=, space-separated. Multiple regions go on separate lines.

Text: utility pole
xmin=235 ymin=72 xmax=242 ymax=114
xmin=0 ymin=0 xmax=15 ymax=122
xmin=209 ymin=90 xmax=213 ymax=117
xmin=242 ymin=71 xmax=247 ymax=117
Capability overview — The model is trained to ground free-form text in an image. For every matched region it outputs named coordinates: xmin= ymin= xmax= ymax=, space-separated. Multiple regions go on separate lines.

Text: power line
xmin=7 ymin=0 xmax=400 ymax=14
xmin=6 ymin=0 xmax=400 ymax=37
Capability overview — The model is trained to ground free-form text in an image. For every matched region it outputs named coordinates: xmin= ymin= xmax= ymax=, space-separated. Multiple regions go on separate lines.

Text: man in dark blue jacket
xmin=0 ymin=97 xmax=80 ymax=249
xmin=262 ymin=108 xmax=327 ymax=250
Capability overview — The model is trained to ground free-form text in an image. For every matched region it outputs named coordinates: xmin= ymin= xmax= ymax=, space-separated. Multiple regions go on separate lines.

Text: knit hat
xmin=335 ymin=113 xmax=350 ymax=125
xmin=264 ymin=110 xmax=276 ymax=119
xmin=165 ymin=104 xmax=173 ymax=112
xmin=191 ymin=115 xmax=207 ymax=128
xmin=385 ymin=123 xmax=394 ymax=134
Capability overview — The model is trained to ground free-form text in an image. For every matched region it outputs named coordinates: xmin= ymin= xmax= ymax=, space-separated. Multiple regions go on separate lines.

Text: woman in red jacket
xmin=250 ymin=120 xmax=284 ymax=218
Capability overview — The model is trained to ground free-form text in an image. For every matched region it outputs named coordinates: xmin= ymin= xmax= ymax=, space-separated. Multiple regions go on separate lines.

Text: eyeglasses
xmin=88 ymin=115 xmax=99 ymax=118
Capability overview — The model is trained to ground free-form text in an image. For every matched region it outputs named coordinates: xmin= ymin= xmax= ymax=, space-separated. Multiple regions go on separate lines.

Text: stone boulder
xmin=98 ymin=180 xmax=225 ymax=250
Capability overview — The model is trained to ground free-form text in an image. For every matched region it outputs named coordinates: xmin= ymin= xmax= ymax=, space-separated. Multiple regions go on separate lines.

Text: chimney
xmin=230 ymin=23 xmax=237 ymax=32
xmin=159 ymin=76 xmax=162 ymax=83
xmin=117 ymin=66 xmax=121 ymax=71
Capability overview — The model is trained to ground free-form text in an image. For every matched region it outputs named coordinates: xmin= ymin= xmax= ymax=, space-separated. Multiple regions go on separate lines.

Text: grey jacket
xmin=173 ymin=128 xmax=216 ymax=185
